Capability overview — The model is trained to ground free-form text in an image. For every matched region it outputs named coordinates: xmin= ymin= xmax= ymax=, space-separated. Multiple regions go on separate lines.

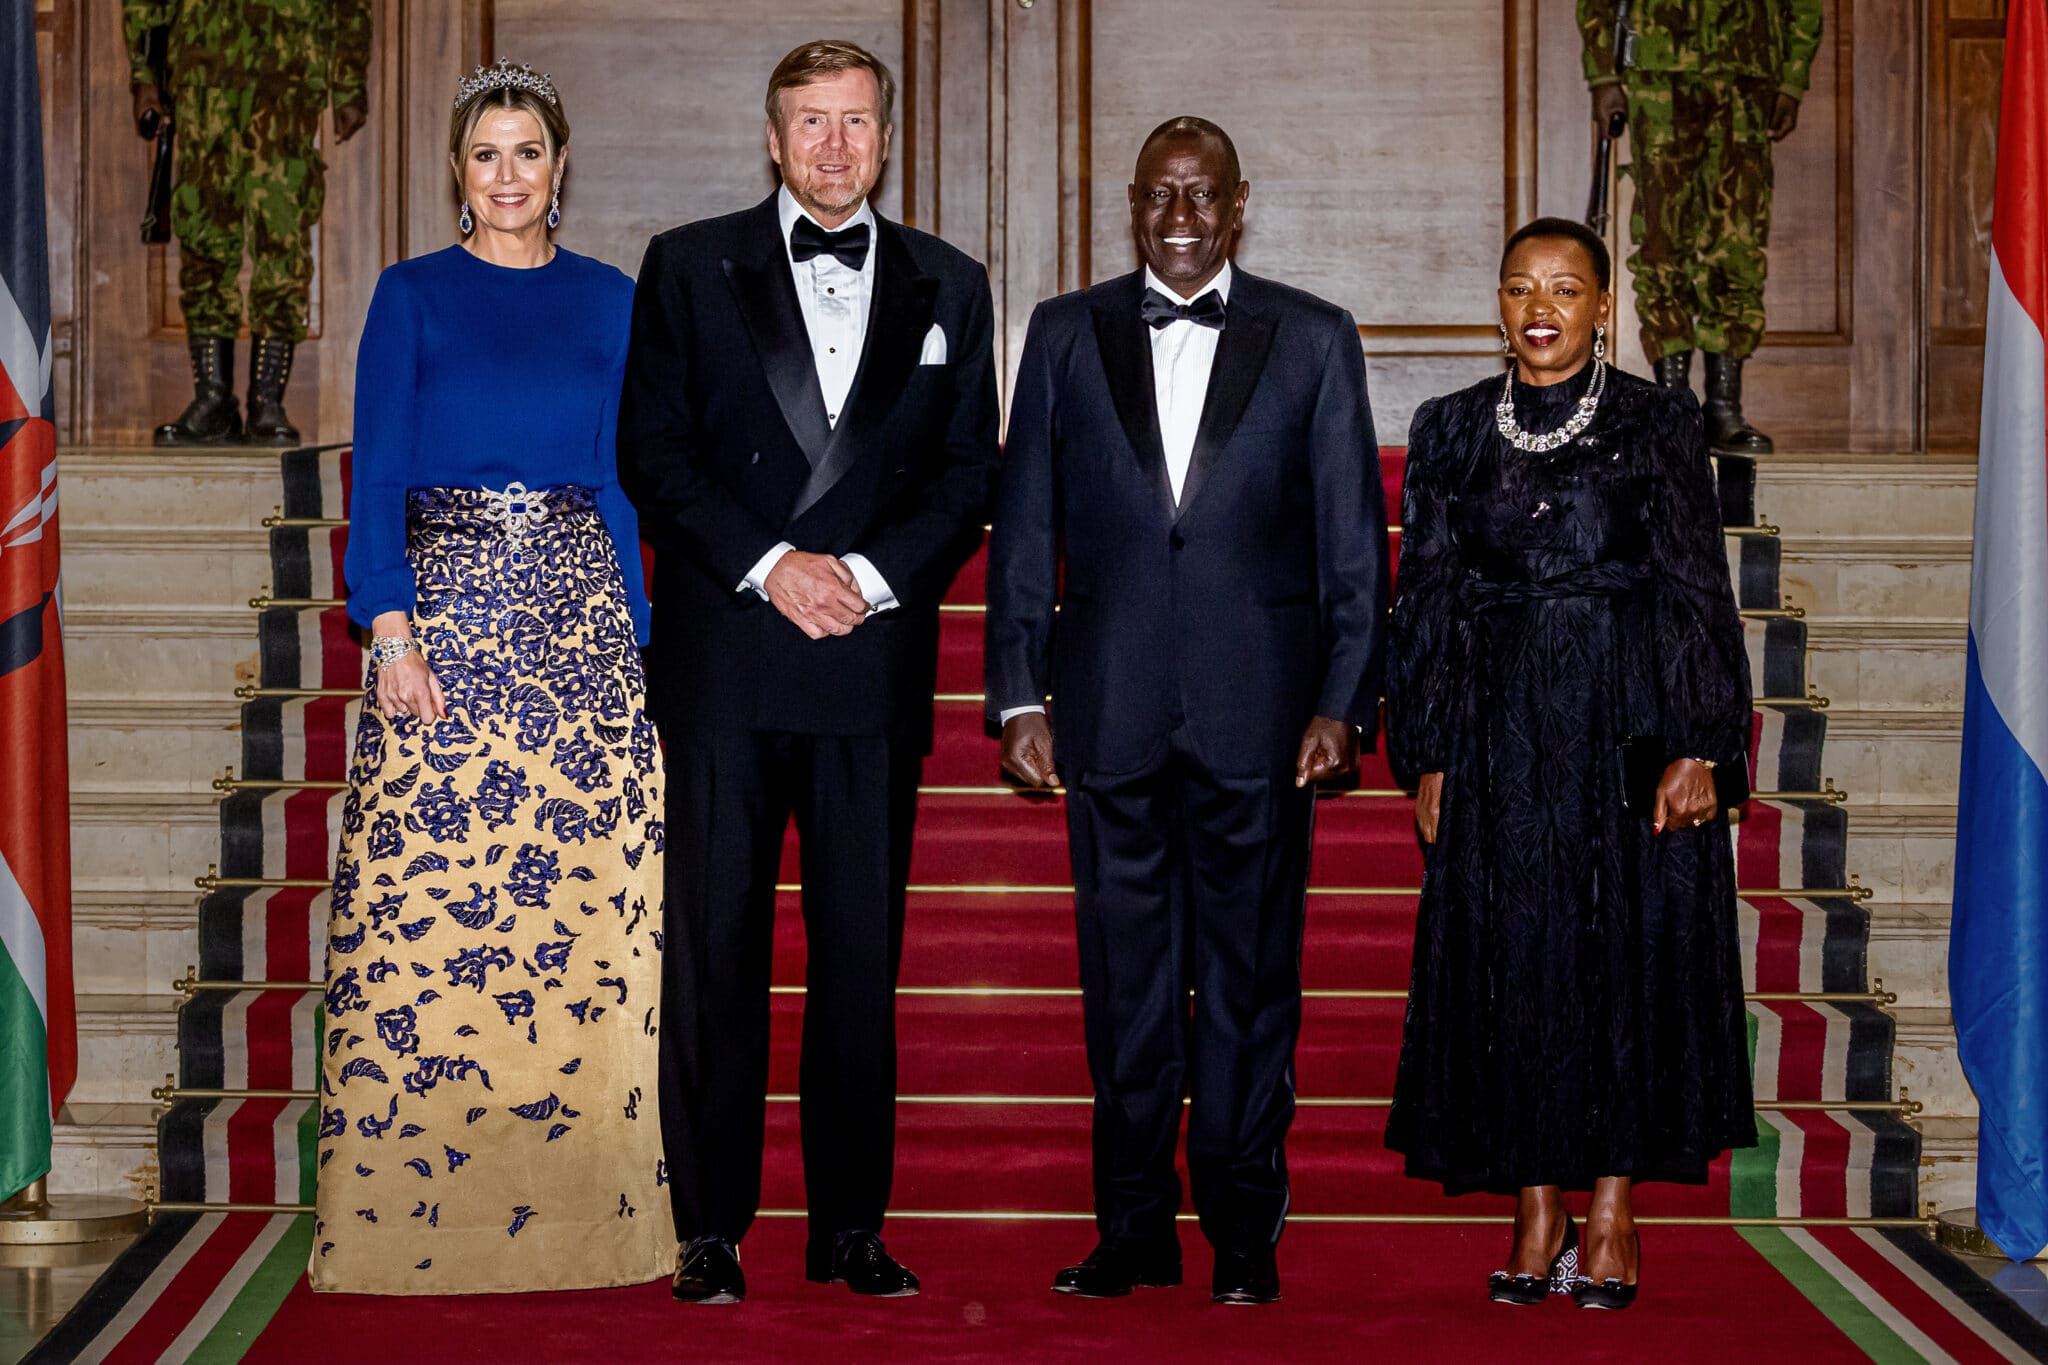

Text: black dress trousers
xmin=1065 ymin=725 xmax=1316 ymax=1253
xmin=658 ymin=728 xmax=922 ymax=1246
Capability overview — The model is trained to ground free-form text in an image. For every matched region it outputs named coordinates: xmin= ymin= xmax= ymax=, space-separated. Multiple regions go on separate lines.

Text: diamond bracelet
xmin=371 ymin=636 xmax=420 ymax=666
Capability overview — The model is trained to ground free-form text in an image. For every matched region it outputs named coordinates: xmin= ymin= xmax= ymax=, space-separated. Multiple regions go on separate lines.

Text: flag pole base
xmin=1936 ymin=1208 xmax=2048 ymax=1262
xmin=0 ymin=1180 xmax=146 ymax=1246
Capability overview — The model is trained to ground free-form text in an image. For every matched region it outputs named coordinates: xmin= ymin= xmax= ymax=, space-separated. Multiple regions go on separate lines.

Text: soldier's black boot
xmin=154 ymin=336 xmax=243 ymax=447
xmin=1652 ymin=349 xmax=1693 ymax=391
xmin=1702 ymin=352 xmax=1774 ymax=455
xmin=244 ymin=336 xmax=302 ymax=447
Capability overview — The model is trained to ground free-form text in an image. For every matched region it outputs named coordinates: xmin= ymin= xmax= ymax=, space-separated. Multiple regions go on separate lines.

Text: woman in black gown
xmin=1384 ymin=218 xmax=1755 ymax=1309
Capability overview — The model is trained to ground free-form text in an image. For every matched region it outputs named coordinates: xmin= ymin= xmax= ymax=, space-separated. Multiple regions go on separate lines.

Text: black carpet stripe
xmin=19 ymin=1212 xmax=205 ymax=1364
xmin=1875 ymin=1227 xmax=2048 ymax=1361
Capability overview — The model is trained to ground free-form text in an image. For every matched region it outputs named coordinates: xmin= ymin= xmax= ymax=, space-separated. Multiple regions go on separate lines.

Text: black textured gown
xmin=1383 ymin=360 xmax=1757 ymax=1196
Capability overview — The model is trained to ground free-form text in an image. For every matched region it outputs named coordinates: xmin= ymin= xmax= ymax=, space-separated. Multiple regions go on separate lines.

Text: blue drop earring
xmin=459 ymin=202 xmax=473 ymax=235
xmin=547 ymin=186 xmax=561 ymax=231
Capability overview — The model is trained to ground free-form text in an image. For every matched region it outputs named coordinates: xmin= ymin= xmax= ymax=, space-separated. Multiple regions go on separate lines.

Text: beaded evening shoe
xmin=1487 ymin=1215 xmax=1579 ymax=1305
xmin=1569 ymin=1229 xmax=1640 ymax=1310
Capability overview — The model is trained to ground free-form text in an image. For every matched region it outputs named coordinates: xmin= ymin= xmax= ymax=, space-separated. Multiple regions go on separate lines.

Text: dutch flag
xmin=1954 ymin=0 xmax=2048 ymax=1263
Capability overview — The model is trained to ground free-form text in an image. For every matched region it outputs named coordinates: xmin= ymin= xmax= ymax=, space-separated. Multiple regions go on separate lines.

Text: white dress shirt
xmin=998 ymin=264 xmax=1233 ymax=725
xmin=740 ymin=186 xmax=898 ymax=613
xmin=1147 ymin=262 xmax=1231 ymax=506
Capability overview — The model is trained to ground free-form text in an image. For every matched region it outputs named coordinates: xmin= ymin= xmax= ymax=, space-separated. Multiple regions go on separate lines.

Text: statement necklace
xmin=1496 ymin=359 xmax=1606 ymax=453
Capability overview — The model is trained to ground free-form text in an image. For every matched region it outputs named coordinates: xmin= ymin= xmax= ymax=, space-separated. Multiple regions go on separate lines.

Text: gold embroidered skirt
xmin=311 ymin=486 xmax=674 ymax=1294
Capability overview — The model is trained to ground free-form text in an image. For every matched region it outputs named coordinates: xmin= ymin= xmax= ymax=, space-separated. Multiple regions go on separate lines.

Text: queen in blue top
xmin=313 ymin=59 xmax=674 ymax=1296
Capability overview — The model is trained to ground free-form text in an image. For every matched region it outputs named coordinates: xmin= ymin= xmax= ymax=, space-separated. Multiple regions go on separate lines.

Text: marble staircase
xmin=55 ymin=449 xmax=280 ymax=1202
xmin=1759 ymin=453 xmax=1978 ymax=1212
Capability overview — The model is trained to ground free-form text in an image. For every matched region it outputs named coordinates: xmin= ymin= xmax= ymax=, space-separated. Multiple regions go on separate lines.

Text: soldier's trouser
xmin=170 ymin=84 xmax=325 ymax=342
xmin=1624 ymin=75 xmax=1775 ymax=361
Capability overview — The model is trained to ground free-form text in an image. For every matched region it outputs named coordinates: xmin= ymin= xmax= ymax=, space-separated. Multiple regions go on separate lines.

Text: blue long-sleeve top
xmin=343 ymin=244 xmax=651 ymax=643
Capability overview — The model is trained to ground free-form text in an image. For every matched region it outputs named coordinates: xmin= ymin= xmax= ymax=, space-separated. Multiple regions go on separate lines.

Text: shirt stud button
xmin=828 ymin=346 xmax=837 ymax=354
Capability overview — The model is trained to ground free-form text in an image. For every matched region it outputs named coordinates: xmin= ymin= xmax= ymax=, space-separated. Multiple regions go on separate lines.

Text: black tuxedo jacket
xmin=618 ymin=194 xmax=1000 ymax=746
xmin=985 ymin=269 xmax=1389 ymax=781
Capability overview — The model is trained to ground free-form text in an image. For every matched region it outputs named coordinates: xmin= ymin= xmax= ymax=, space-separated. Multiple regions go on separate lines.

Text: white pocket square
xmin=919 ymin=323 xmax=948 ymax=365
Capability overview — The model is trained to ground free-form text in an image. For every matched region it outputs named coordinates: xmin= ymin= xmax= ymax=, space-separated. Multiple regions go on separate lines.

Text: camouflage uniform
xmin=1579 ymin=0 xmax=1823 ymax=361
xmin=122 ymin=0 xmax=371 ymax=342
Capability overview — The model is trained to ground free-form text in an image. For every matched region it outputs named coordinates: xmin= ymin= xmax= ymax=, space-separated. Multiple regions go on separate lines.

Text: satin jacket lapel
xmin=790 ymin=218 xmax=938 ymax=520
xmin=1088 ymin=274 xmax=1173 ymax=512
xmin=1175 ymin=272 xmax=1277 ymax=523
xmin=722 ymin=197 xmax=832 ymax=467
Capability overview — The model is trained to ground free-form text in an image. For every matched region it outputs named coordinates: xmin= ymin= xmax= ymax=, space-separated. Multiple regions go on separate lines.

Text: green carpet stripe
xmin=1739 ymin=1227 xmax=1927 ymax=1364
xmin=1729 ymin=1012 xmax=1780 ymax=1219
xmin=0 ymin=947 xmax=51 ymax=1198
xmin=300 ymin=1006 xmax=324 ymax=1205
xmin=185 ymin=1217 xmax=315 ymax=1364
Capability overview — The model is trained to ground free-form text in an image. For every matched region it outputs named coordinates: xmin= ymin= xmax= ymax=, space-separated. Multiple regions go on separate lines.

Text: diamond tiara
xmin=454 ymin=57 xmax=559 ymax=109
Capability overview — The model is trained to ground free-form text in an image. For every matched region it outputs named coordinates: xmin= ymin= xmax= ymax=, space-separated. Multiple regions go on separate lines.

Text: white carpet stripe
xmin=1858 ymin=1230 xmax=2039 ymax=1364
xmin=1786 ymin=1229 xmax=1960 ymax=1365
xmin=1750 ymin=1003 xmax=1785 ymax=1101
xmin=221 ymin=992 xmax=253 ymax=1090
xmin=202 ymin=1098 xmax=239 ymax=1200
xmin=1763 ymin=1110 xmax=1805 ymax=1217
xmin=1797 ymin=897 xmax=1825 ymax=993
xmin=157 ymin=1214 xmax=293 ymax=1362
xmin=1738 ymin=899 xmax=1762 ymax=993
xmin=274 ymin=1100 xmax=309 ymax=1202
xmin=1821 ymin=1005 xmax=1850 ymax=1101
xmin=74 ymin=1213 xmax=225 ymax=1364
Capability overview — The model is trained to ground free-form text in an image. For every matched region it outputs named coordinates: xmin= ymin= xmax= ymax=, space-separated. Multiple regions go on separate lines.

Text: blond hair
xmin=766 ymin=39 xmax=896 ymax=130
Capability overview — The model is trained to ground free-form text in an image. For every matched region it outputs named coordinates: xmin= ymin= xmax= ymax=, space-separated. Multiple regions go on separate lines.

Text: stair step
xmin=50 ymin=1103 xmax=158 ymax=1200
xmin=1805 ymin=619 xmax=1968 ymax=711
xmin=1845 ymin=804 xmax=1957 ymax=905
xmin=1891 ymin=1007 xmax=1976 ymax=1124
xmin=69 ymin=790 xmax=223 ymax=892
xmin=1752 ymin=457 xmax=1977 ymax=540
xmin=1778 ymin=536 xmax=1972 ymax=622
xmin=1914 ymin=1115 xmax=1979 ymax=1215
xmin=1818 ymin=710 xmax=1962 ymax=806
xmin=61 ymin=527 xmax=272 ymax=611
xmin=72 ymin=993 xmax=180 ymax=1108
xmin=69 ymin=697 xmax=245 ymax=793
xmin=58 ymin=448 xmax=292 ymax=531
xmin=73 ymin=888 xmax=198 ymax=998
xmin=65 ymin=606 xmax=259 ymax=698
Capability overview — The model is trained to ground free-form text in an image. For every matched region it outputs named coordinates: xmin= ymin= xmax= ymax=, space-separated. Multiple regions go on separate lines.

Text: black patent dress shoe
xmin=807 ymin=1231 xmax=920 ymax=1297
xmin=1487 ymin=1215 xmax=1578 ymax=1306
xmin=1570 ymin=1229 xmax=1639 ymax=1310
xmin=672 ymin=1237 xmax=745 ymax=1304
xmin=1210 ymin=1246 xmax=1280 ymax=1305
xmin=1051 ymin=1239 xmax=1183 ymax=1297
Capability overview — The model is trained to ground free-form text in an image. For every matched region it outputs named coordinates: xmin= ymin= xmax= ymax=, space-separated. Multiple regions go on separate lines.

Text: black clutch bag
xmin=1620 ymin=736 xmax=1749 ymax=818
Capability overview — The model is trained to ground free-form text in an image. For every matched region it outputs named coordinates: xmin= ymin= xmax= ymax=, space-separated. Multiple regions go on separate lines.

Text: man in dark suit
xmin=617 ymin=39 xmax=999 ymax=1304
xmin=985 ymin=116 xmax=1388 ymax=1305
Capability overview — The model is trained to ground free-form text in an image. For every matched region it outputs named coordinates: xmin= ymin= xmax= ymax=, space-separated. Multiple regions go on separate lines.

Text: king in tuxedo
xmin=617 ymin=40 xmax=999 ymax=1304
xmin=985 ymin=117 xmax=1388 ymax=1304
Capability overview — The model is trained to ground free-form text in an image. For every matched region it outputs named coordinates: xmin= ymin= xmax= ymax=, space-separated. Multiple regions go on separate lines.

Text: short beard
xmin=791 ymin=173 xmax=870 ymax=224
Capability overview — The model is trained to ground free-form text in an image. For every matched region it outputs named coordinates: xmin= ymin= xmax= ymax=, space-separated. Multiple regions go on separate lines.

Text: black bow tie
xmin=790 ymin=218 xmax=871 ymax=271
xmin=1140 ymin=287 xmax=1227 ymax=330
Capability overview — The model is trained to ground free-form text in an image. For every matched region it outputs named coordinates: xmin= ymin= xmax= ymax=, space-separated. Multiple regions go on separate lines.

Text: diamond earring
xmin=1499 ymin=323 xmax=1512 ymax=354
xmin=459 ymin=202 xmax=473 ymax=235
xmin=547 ymin=186 xmax=561 ymax=231
xmin=1594 ymin=325 xmax=1607 ymax=362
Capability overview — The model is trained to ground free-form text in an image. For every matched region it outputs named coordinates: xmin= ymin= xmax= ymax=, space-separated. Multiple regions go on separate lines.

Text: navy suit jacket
xmin=985 ymin=269 xmax=1390 ymax=782
xmin=617 ymin=194 xmax=1000 ymax=747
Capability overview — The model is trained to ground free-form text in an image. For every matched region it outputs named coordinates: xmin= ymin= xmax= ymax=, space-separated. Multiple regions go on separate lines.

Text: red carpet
xmin=253 ymin=1221 xmax=1875 ymax=1364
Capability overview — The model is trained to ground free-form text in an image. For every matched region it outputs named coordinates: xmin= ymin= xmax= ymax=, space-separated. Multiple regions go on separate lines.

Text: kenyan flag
xmin=0 ymin=0 xmax=74 ymax=1199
